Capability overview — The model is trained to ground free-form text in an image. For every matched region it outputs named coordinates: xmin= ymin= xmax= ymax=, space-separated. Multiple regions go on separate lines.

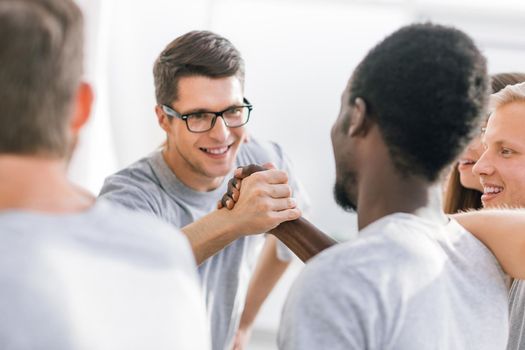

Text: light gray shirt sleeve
xmin=99 ymin=175 xmax=158 ymax=213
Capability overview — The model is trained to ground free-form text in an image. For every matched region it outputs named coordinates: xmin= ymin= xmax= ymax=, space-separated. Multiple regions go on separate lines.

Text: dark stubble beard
xmin=333 ymin=177 xmax=357 ymax=212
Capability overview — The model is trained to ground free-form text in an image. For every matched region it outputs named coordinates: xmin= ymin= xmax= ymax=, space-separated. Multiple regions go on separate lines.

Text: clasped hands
xmin=217 ymin=164 xmax=301 ymax=234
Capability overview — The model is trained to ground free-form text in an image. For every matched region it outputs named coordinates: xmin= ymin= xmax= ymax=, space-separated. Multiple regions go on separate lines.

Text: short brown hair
xmin=153 ymin=30 xmax=245 ymax=105
xmin=0 ymin=0 xmax=83 ymax=157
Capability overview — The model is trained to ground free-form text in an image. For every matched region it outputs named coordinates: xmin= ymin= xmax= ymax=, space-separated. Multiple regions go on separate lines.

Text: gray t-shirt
xmin=99 ymin=138 xmax=307 ymax=350
xmin=278 ymin=213 xmax=509 ymax=350
xmin=508 ymin=280 xmax=525 ymax=349
xmin=0 ymin=200 xmax=209 ymax=350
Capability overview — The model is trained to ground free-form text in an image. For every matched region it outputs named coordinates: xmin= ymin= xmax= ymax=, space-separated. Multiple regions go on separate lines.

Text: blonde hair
xmin=490 ymin=82 xmax=525 ymax=111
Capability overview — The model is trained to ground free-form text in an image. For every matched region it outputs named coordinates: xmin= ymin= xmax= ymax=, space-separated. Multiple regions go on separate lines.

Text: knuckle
xmin=252 ymin=172 xmax=264 ymax=181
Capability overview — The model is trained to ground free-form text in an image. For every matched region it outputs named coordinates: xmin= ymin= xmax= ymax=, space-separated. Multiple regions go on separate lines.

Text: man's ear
xmin=155 ymin=105 xmax=172 ymax=133
xmin=70 ymin=82 xmax=93 ymax=134
xmin=348 ymin=97 xmax=372 ymax=137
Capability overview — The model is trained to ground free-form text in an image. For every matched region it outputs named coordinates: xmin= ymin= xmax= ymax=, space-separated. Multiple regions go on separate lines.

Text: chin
xmin=205 ymin=164 xmax=235 ymax=178
xmin=482 ymin=200 xmax=506 ymax=209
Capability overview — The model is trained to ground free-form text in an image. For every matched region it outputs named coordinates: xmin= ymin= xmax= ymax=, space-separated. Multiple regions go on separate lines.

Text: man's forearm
xmin=182 ymin=209 xmax=239 ymax=265
xmin=270 ymin=217 xmax=337 ymax=262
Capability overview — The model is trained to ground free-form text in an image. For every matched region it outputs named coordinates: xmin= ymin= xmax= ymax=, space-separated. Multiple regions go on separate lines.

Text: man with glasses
xmin=99 ymin=30 xmax=305 ymax=350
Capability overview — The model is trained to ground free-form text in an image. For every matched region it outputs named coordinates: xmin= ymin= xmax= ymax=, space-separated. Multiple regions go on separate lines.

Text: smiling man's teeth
xmin=483 ymin=186 xmax=503 ymax=194
xmin=201 ymin=146 xmax=228 ymax=154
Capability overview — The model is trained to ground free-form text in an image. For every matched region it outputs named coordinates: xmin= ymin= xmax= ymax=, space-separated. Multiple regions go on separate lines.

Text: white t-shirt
xmin=0 ymin=200 xmax=209 ymax=350
xmin=279 ymin=213 xmax=508 ymax=350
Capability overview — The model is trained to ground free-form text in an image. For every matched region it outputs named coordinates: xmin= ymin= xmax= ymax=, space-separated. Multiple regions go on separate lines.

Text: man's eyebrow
xmin=182 ymin=108 xmax=211 ymax=115
xmin=182 ymin=103 xmax=243 ymax=115
xmin=485 ymin=138 xmax=519 ymax=149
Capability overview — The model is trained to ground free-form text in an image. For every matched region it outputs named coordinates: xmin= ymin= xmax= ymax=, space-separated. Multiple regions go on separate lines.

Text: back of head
xmin=349 ymin=22 xmax=488 ymax=182
xmin=153 ymin=30 xmax=244 ymax=105
xmin=0 ymin=0 xmax=83 ymax=158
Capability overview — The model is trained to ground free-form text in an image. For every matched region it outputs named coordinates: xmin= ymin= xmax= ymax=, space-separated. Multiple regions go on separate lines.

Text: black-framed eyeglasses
xmin=161 ymin=98 xmax=253 ymax=133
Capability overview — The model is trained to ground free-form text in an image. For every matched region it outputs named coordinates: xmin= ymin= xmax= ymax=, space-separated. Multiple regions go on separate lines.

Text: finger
xmin=235 ymin=164 xmax=267 ymax=179
xmin=220 ymin=193 xmax=234 ymax=209
xmin=271 ymin=207 xmax=302 ymax=223
xmin=255 ymin=169 xmax=289 ymax=185
xmin=268 ymin=184 xmax=292 ymax=199
xmin=230 ymin=186 xmax=241 ymax=202
xmin=217 ymin=200 xmax=224 ymax=209
xmin=227 ymin=178 xmax=239 ymax=196
xmin=269 ymin=197 xmax=297 ymax=211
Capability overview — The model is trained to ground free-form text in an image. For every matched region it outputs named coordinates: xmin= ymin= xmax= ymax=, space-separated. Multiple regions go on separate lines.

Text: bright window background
xmin=72 ymin=1 xmax=525 ymax=348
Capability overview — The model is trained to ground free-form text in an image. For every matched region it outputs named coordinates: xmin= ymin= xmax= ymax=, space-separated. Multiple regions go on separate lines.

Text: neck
xmin=356 ymin=168 xmax=447 ymax=231
xmin=0 ymin=155 xmax=95 ymax=213
xmin=162 ymin=147 xmax=223 ymax=192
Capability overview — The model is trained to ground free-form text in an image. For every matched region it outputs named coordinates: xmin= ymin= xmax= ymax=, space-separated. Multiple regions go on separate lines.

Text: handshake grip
xmin=230 ymin=164 xmax=337 ymax=262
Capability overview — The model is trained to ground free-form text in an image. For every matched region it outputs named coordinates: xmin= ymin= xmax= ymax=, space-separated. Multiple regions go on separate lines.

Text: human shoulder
xmin=296 ymin=214 xmax=444 ymax=293
xmin=101 ymin=153 xmax=161 ymax=192
xmin=83 ymin=200 xmax=195 ymax=268
xmin=88 ymin=200 xmax=189 ymax=249
xmin=99 ymin=153 xmax=166 ymax=214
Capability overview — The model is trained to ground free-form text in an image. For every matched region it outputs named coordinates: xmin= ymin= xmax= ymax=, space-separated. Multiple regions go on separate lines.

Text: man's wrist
xmin=212 ymin=208 xmax=244 ymax=241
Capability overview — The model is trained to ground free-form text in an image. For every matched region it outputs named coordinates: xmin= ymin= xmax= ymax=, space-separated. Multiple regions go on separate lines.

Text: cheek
xmin=172 ymin=127 xmax=198 ymax=150
xmin=234 ymin=128 xmax=247 ymax=142
xmin=503 ymin=163 xmax=525 ymax=189
xmin=331 ymin=125 xmax=343 ymax=154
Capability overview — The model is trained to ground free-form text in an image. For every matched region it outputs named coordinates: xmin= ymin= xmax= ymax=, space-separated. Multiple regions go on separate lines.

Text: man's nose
xmin=473 ymin=150 xmax=494 ymax=177
xmin=208 ymin=116 xmax=229 ymax=141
